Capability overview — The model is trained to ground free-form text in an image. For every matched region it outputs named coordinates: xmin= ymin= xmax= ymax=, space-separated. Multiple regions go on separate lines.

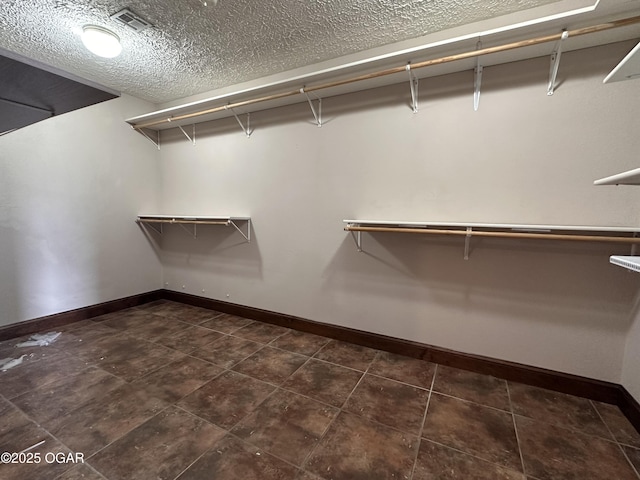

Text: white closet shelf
xmin=610 ymin=255 xmax=640 ymax=273
xmin=343 ymin=219 xmax=640 ymax=259
xmin=137 ymin=215 xmax=251 ymax=241
xmin=593 ymin=168 xmax=640 ymax=186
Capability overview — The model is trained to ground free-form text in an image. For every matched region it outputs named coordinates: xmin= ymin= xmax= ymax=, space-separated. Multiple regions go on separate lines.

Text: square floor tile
xmin=178 ymin=370 xmax=276 ymax=429
xmin=191 ymin=335 xmax=263 ymax=368
xmin=164 ymin=305 xmax=223 ymax=324
xmin=42 ymin=383 xmax=167 ymax=456
xmin=432 ymin=365 xmax=510 ymax=411
xmin=199 ymin=313 xmax=254 ymax=333
xmin=176 ymin=435 xmax=298 ymax=480
xmin=132 ymin=355 xmax=223 ymax=403
xmin=592 ymin=401 xmax=640 ymax=448
xmin=12 ymin=366 xmax=126 ymax=424
xmin=0 ymin=351 xmax=89 ymax=399
xmin=344 ymin=373 xmax=429 ymax=435
xmin=413 ymin=440 xmax=525 ymax=480
xmin=81 ymin=335 xmax=186 ymax=382
xmin=423 ymin=393 xmax=521 ymax=471
xmin=283 ymin=358 xmax=363 ymax=407
xmin=123 ymin=314 xmax=192 ymax=342
xmin=508 ymin=382 xmax=612 ymax=439
xmin=90 ymin=405 xmax=225 ymax=480
xmin=312 ymin=340 xmax=378 ymax=371
xmin=232 ymin=347 xmax=308 ymax=385
xmin=270 ymin=330 xmax=331 ymax=356
xmin=0 ymin=421 xmax=75 ymax=480
xmin=233 ymin=322 xmax=291 ymax=344
xmin=54 ymin=464 xmax=105 ymax=480
xmin=232 ymin=389 xmax=338 ymax=466
xmin=623 ymin=445 xmax=640 ymax=473
xmin=368 ymin=351 xmax=436 ymax=389
xmin=305 ymin=411 xmax=418 ymax=480
xmin=516 ymin=415 xmax=638 ymax=480
xmin=154 ymin=325 xmax=224 ymax=353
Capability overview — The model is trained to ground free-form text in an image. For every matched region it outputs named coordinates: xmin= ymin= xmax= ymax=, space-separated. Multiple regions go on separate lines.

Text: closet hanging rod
xmin=137 ymin=218 xmax=229 ymax=226
xmin=343 ymin=225 xmax=640 ymax=244
xmin=132 ymin=15 xmax=640 ymax=130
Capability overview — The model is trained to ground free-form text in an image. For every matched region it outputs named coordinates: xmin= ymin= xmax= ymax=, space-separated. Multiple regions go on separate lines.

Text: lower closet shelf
xmin=137 ymin=215 xmax=251 ymax=241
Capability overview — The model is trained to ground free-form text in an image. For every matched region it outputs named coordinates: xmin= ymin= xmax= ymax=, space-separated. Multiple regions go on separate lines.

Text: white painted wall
xmin=156 ymin=41 xmax=640 ymax=383
xmin=0 ymin=95 xmax=162 ymax=327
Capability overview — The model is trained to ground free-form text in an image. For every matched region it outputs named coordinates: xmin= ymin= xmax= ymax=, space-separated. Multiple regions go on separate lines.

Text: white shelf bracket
xmin=229 ymin=219 xmax=251 ymax=242
xmin=137 ymin=127 xmax=160 ymax=150
xmin=474 ymin=41 xmax=483 ymax=111
xmin=548 ymin=30 xmax=568 ymax=96
xmin=225 ymin=106 xmax=252 ymax=137
xmin=464 ymin=227 xmax=472 ymax=260
xmin=348 ymin=227 xmax=363 ymax=252
xmin=301 ymin=88 xmax=322 ymax=127
xmin=177 ymin=124 xmax=196 ymax=145
xmin=406 ymin=64 xmax=419 ymax=113
xmin=178 ymin=223 xmax=197 ymax=238
xmin=140 ymin=220 xmax=163 ymax=235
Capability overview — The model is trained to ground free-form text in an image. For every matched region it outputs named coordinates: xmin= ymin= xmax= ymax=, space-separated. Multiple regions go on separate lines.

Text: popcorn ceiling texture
xmin=0 ymin=0 xmax=560 ymax=104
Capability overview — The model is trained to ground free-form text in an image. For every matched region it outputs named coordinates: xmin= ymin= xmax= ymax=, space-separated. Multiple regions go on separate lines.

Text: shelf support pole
xmin=406 ymin=64 xmax=419 ymax=113
xmin=349 ymin=227 xmax=363 ymax=252
xmin=473 ymin=41 xmax=483 ymax=111
xmin=464 ymin=227 xmax=472 ymax=260
xmin=137 ymin=127 xmax=160 ymax=150
xmin=548 ymin=30 xmax=568 ymax=96
xmin=225 ymin=106 xmax=252 ymax=137
xmin=229 ymin=219 xmax=251 ymax=242
xmin=632 ymin=233 xmax=638 ymax=256
xmin=301 ymin=88 xmax=322 ymax=126
xmin=177 ymin=124 xmax=196 ymax=145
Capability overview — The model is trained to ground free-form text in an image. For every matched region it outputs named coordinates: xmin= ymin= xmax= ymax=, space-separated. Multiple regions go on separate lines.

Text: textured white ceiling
xmin=0 ymin=0 xmax=567 ymax=104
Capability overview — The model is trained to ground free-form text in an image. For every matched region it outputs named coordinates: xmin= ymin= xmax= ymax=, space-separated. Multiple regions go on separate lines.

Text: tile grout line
xmin=408 ymin=363 xmax=438 ymax=480
xmin=590 ymin=399 xmax=640 ymax=479
xmin=506 ymin=381 xmax=527 ymax=478
xmin=296 ymin=349 xmax=379 ymax=476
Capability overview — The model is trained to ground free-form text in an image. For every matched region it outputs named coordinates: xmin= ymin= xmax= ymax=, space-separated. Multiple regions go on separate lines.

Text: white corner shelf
xmin=610 ymin=255 xmax=640 ymax=273
xmin=343 ymin=219 xmax=640 ymax=259
xmin=137 ymin=215 xmax=251 ymax=241
xmin=603 ymin=40 xmax=640 ymax=84
xmin=594 ymin=167 xmax=640 ymax=186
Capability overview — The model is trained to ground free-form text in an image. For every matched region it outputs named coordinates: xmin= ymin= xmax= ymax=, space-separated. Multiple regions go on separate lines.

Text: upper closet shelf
xmin=610 ymin=255 xmax=640 ymax=273
xmin=137 ymin=215 xmax=251 ymax=241
xmin=593 ymin=168 xmax=640 ymax=185
xmin=343 ymin=219 xmax=640 ymax=259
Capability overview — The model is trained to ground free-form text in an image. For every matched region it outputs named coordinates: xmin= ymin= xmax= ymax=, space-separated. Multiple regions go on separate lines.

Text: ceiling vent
xmin=110 ymin=8 xmax=151 ymax=31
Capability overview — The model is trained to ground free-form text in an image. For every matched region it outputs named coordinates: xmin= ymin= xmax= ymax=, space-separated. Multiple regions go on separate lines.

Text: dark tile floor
xmin=1 ymin=300 xmax=639 ymax=480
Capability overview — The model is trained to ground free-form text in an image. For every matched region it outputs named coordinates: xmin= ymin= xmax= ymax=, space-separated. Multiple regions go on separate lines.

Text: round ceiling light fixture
xmin=81 ymin=25 xmax=122 ymax=58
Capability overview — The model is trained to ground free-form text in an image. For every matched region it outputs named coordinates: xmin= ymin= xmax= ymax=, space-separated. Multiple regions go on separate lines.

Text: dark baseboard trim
xmin=0 ymin=290 xmax=163 ymax=342
xmin=1 ymin=288 xmax=638 ymax=433
xmin=163 ymin=290 xmax=640 ymax=432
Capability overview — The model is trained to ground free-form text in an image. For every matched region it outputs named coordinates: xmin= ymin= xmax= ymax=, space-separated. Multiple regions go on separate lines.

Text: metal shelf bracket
xmin=406 ymin=64 xmax=419 ymax=113
xmin=301 ymin=88 xmax=322 ymax=127
xmin=464 ymin=227 xmax=472 ymax=260
xmin=177 ymin=124 xmax=196 ymax=145
xmin=225 ymin=106 xmax=252 ymax=137
xmin=474 ymin=41 xmax=483 ymax=111
xmin=136 ymin=127 xmax=160 ymax=150
xmin=229 ymin=219 xmax=251 ymax=242
xmin=548 ymin=30 xmax=568 ymax=96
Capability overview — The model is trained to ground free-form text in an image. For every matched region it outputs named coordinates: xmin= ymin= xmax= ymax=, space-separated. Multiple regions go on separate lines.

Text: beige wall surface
xmin=623 ymin=295 xmax=640 ymax=401
xmin=156 ymin=41 xmax=640 ymax=384
xmin=0 ymin=95 xmax=162 ymax=327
